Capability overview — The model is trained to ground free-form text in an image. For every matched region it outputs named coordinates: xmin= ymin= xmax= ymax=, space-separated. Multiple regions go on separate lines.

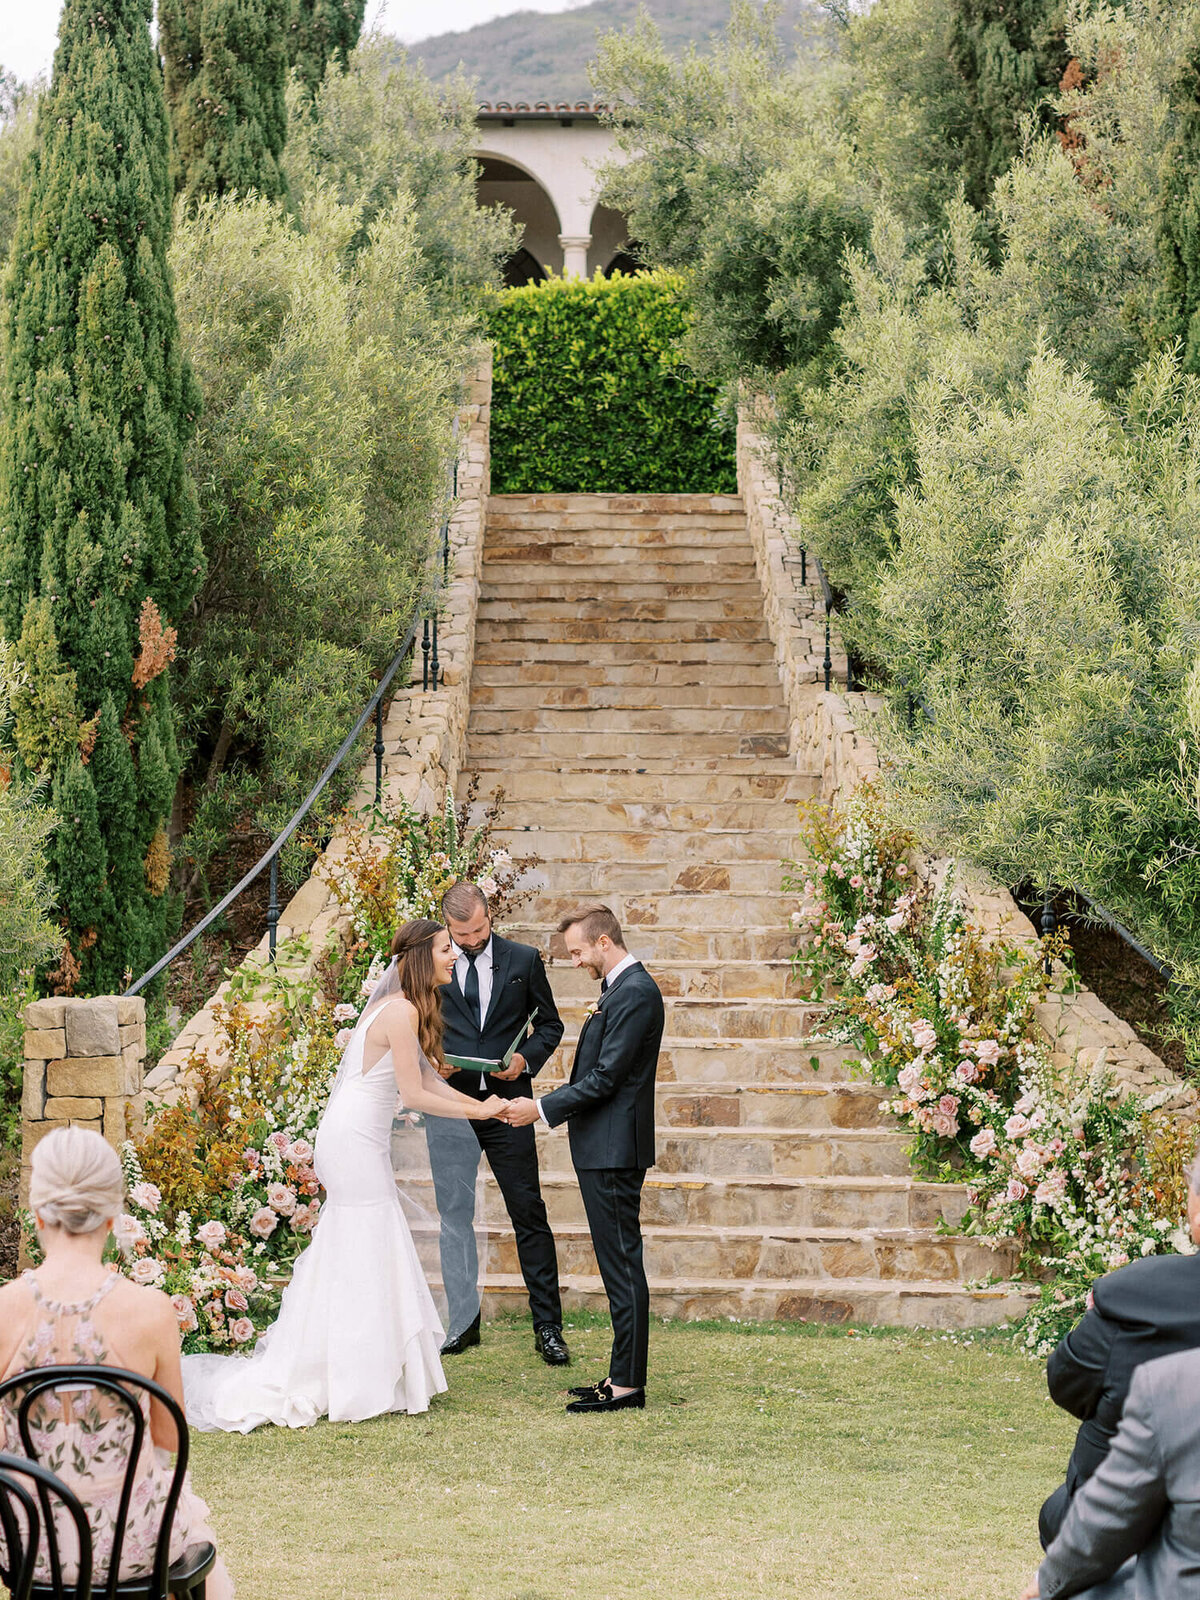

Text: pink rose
xmin=113 ymin=1214 xmax=146 ymax=1252
xmin=969 ymin=1127 xmax=997 ymax=1158
xmin=1004 ymin=1113 xmax=1031 ymax=1141
xmin=224 ymin=1288 xmax=249 ymax=1312
xmin=195 ymin=1220 xmax=227 ymax=1251
xmin=895 ymin=863 xmax=909 ymax=877
xmin=287 ymin=1139 xmax=315 ymax=1165
xmin=1015 ymin=1147 xmax=1045 ymax=1180
xmin=243 ymin=1147 xmax=261 ymax=1169
xmin=478 ymin=876 xmax=499 ymax=898
xmin=291 ymin=1203 xmax=319 ymax=1233
xmin=974 ymin=1039 xmax=1001 ymax=1066
xmin=1005 ymin=1178 xmax=1029 ymax=1203
xmin=1034 ymin=1172 xmax=1066 ymax=1206
xmin=130 ymin=1257 xmax=165 ymax=1287
xmin=267 ymin=1183 xmax=297 ymax=1215
xmin=268 ymin=1132 xmax=290 ymax=1154
xmin=332 ymin=1003 xmax=358 ymax=1022
xmin=849 ymin=874 xmax=863 ymax=888
xmin=885 ymin=911 xmax=905 ymax=934
xmin=1014 ymin=1090 xmax=1038 ymax=1115
xmin=931 ymin=1094 xmax=960 ymax=1138
xmin=171 ymin=1294 xmax=198 ymax=1333
xmin=335 ymin=1028 xmax=354 ymax=1050
xmin=230 ymin=1318 xmax=255 ymax=1345
xmin=955 ymin=1060 xmax=982 ymax=1085
xmin=130 ymin=1182 xmax=162 ymax=1214
xmin=249 ymin=1207 xmax=278 ymax=1239
xmin=897 ymin=1064 xmax=925 ymax=1098
xmin=233 ymin=1265 xmax=258 ymax=1292
xmin=911 ymin=1023 xmax=937 ymax=1051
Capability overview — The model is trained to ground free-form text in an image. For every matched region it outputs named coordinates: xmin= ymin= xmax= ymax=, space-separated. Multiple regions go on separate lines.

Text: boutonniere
xmin=583 ymin=998 xmax=602 ymax=1023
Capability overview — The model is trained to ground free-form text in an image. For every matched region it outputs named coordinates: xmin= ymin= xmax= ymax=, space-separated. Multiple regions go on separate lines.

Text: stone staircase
xmin=423 ymin=493 xmax=1027 ymax=1327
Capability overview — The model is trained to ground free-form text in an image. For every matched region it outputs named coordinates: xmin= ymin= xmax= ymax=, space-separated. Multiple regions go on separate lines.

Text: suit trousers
xmin=576 ymin=1166 xmax=649 ymax=1388
xmin=425 ymin=1112 xmax=562 ymax=1335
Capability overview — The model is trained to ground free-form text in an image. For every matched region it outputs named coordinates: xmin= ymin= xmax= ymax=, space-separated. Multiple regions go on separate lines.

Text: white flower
xmin=112 ymin=1214 xmax=147 ymax=1255
xmin=130 ymin=1182 xmax=162 ymax=1214
xmin=130 ymin=1257 xmax=166 ymax=1288
xmin=478 ymin=876 xmax=499 ymax=898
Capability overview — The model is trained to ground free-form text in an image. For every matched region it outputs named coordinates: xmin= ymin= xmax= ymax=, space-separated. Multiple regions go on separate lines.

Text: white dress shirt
xmin=536 ymin=952 xmax=639 ymax=1126
xmin=451 ymin=936 xmax=493 ymax=1029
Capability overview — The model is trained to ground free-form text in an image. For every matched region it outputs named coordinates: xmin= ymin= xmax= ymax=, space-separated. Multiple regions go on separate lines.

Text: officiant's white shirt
xmin=536 ymin=951 xmax=638 ymax=1126
xmin=451 ymin=936 xmax=493 ymax=1028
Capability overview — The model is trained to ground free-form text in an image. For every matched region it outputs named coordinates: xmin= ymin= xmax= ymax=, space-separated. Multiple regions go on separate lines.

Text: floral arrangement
xmin=112 ymin=787 xmax=535 ymax=1353
xmin=787 ymin=785 xmax=1193 ymax=1356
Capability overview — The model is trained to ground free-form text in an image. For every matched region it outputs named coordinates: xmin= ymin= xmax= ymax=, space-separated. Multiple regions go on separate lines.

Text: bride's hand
xmin=475 ymin=1095 xmax=508 ymax=1121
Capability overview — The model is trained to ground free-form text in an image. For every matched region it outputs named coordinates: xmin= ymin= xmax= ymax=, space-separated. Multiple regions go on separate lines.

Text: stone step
xmin=470 ymin=681 xmax=784 ymax=711
xmin=473 ymin=639 xmax=779 ymax=666
xmin=408 ymin=1220 xmax=1017 ymax=1287
xmin=474 ymin=618 xmax=771 ymax=644
xmin=394 ymin=1168 xmax=971 ymax=1231
xmin=481 ymin=560 xmax=761 ymax=585
xmin=466 ymin=768 xmax=816 ymax=803
xmin=546 ymin=959 xmax=799 ymax=1001
xmin=469 ymin=706 xmax=789 ymax=738
xmin=485 ymin=798 xmax=800 ymax=831
xmin=518 ymin=859 xmax=794 ymax=895
xmin=495 ymin=824 xmax=794 ymax=863
xmin=470 ymin=1273 xmax=1032 ymax=1330
xmin=628 ymin=1038 xmax=856 ymax=1086
xmin=521 ymin=890 xmax=796 ymax=928
xmin=653 ymin=1081 xmax=891 ymax=1129
xmin=467 ymin=731 xmax=792 ymax=760
xmin=479 ymin=591 xmax=767 ymax=619
xmin=532 ymin=1127 xmax=913 ymax=1180
xmin=501 ymin=923 xmax=800 ymax=963
xmin=471 ymin=660 xmax=784 ymax=689
xmin=552 ymin=996 xmax=814 ymax=1041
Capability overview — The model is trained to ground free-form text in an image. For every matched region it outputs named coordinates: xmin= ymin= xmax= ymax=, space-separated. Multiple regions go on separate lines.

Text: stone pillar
xmin=20 ymin=996 xmax=146 ymax=1207
xmin=558 ymin=234 xmax=592 ymax=278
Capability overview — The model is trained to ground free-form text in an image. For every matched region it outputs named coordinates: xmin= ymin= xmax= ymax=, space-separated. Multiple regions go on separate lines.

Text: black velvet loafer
xmin=565 ymin=1387 xmax=645 ymax=1414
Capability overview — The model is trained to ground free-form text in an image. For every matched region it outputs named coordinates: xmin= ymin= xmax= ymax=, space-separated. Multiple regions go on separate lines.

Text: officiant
xmin=425 ymin=881 xmax=569 ymax=1365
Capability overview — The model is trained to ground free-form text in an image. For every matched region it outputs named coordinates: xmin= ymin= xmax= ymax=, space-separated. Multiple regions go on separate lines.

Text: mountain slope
xmin=401 ymin=0 xmax=817 ymax=103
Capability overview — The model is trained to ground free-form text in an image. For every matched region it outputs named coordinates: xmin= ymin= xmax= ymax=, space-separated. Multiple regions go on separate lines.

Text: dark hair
xmin=442 ymin=882 xmax=489 ymax=922
xmin=556 ymin=903 xmax=625 ymax=948
xmin=390 ymin=918 xmax=447 ymax=1066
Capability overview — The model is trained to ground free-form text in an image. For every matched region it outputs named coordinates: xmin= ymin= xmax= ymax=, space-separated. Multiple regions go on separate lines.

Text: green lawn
xmin=189 ymin=1313 xmax=1073 ymax=1600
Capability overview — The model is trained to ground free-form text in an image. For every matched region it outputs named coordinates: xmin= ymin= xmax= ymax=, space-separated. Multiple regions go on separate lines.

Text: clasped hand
xmin=479 ymin=1096 xmax=540 ymax=1126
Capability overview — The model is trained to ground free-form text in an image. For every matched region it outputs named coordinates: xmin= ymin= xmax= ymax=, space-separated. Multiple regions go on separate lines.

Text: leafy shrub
xmin=487 ymin=272 xmax=736 ymax=495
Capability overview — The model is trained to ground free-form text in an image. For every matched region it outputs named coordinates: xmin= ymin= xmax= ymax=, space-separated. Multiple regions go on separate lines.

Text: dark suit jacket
xmin=1041 ymin=1252 xmax=1200 ymax=1543
xmin=1039 ymin=1348 xmax=1200 ymax=1600
xmin=539 ymin=961 xmax=664 ymax=1170
xmin=439 ymin=934 xmax=563 ymax=1101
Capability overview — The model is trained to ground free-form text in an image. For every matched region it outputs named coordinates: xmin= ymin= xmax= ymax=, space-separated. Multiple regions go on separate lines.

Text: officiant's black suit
xmin=540 ymin=960 xmax=665 ymax=1388
xmin=428 ymin=934 xmax=564 ymax=1335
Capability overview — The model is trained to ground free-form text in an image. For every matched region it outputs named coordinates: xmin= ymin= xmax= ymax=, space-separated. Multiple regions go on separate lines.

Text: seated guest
xmin=1039 ymin=1147 xmax=1200 ymax=1549
xmin=0 ymin=1127 xmax=233 ymax=1596
xmin=1023 ymin=1345 xmax=1200 ymax=1600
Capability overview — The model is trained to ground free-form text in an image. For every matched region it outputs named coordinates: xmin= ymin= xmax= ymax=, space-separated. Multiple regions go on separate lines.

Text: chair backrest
xmin=0 ymin=1451 xmax=93 ymax=1600
xmin=0 ymin=1365 xmax=191 ymax=1600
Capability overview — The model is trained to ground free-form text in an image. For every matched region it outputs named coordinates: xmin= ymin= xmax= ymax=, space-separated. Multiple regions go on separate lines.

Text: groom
xmin=506 ymin=904 xmax=664 ymax=1414
xmin=428 ymin=881 xmax=569 ymax=1366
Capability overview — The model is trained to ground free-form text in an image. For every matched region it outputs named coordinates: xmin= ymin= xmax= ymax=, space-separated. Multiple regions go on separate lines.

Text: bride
xmin=183 ymin=918 xmax=508 ymax=1432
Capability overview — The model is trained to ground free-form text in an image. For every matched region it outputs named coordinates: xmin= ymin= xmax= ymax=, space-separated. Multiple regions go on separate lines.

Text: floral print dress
xmin=1 ymin=1272 xmax=233 ymax=1596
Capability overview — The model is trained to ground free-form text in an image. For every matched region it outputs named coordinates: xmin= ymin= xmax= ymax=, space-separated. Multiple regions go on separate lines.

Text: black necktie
xmin=600 ymin=976 xmax=609 ymax=994
xmin=463 ymin=950 xmax=481 ymax=1025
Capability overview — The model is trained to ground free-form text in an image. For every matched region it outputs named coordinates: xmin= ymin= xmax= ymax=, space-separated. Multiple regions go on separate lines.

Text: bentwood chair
xmin=0 ymin=1452 xmax=93 ymax=1600
xmin=0 ymin=1366 xmax=215 ymax=1600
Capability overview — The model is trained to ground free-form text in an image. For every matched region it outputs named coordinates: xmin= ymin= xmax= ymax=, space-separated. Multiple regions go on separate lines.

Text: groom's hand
xmin=504 ymin=1097 xmax=540 ymax=1127
xmin=489 ymin=1051 xmax=526 ymax=1083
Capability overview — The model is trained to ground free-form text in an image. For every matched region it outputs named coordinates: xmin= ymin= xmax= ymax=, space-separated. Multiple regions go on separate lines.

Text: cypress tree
xmin=289 ymin=0 xmax=368 ymax=103
xmin=0 ymin=0 xmax=203 ymax=991
xmin=949 ymin=0 xmax=1070 ymax=211
xmin=1154 ymin=35 xmax=1200 ymax=373
xmin=160 ymin=0 xmax=290 ymax=206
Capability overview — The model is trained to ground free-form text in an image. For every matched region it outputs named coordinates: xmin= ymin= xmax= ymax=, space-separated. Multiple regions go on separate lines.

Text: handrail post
xmin=422 ymin=616 xmax=431 ymax=692
xmin=431 ymin=610 xmax=440 ymax=687
xmin=800 ymin=547 xmax=807 ymax=587
xmin=267 ymin=855 xmax=280 ymax=961
xmin=1040 ymin=889 xmax=1056 ymax=976
xmin=823 ymin=604 xmax=832 ymax=693
xmin=373 ymin=698 xmax=385 ymax=806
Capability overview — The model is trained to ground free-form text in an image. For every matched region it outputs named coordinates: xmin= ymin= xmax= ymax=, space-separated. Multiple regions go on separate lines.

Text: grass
xmin=189 ymin=1312 xmax=1073 ymax=1600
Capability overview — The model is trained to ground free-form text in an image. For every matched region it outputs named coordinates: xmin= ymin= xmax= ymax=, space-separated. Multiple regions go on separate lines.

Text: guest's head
xmin=30 ymin=1126 xmax=124 ymax=1255
xmin=557 ymin=904 xmax=626 ymax=981
xmin=441 ymin=882 xmax=492 ymax=956
xmin=390 ymin=917 xmax=454 ymax=1065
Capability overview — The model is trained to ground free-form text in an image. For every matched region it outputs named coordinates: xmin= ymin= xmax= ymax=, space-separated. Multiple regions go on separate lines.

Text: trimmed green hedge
xmin=487 ymin=271 xmax=737 ymax=493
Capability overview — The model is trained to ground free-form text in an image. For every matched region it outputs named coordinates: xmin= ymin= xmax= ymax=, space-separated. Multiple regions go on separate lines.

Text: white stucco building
xmin=474 ymin=102 xmax=631 ymax=282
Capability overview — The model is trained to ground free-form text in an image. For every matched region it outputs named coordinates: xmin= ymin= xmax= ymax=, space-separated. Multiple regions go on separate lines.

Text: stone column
xmin=558 ymin=234 xmax=592 ymax=278
xmin=20 ymin=996 xmax=146 ymax=1207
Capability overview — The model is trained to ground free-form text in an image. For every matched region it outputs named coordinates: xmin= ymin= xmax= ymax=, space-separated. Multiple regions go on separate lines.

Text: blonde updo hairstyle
xmin=30 ymin=1126 xmax=125 ymax=1236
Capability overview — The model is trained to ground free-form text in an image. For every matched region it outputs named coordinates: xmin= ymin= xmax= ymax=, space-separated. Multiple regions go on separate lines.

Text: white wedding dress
xmin=183 ymin=998 xmax=448 ymax=1432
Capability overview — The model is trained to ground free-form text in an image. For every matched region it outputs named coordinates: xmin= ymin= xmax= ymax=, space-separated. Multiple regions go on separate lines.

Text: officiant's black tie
xmin=463 ymin=950 xmax=481 ymax=1025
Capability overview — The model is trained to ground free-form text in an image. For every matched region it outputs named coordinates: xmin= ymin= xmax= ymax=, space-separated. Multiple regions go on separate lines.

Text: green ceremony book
xmin=445 ymin=1009 xmax=539 ymax=1074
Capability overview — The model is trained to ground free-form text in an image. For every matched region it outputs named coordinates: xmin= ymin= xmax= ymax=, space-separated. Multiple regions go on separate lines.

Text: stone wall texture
xmin=737 ymin=406 xmax=1195 ymax=1115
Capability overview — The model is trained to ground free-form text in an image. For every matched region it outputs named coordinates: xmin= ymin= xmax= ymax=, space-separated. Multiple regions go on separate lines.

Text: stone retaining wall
xmin=737 ymin=406 xmax=1195 ymax=1113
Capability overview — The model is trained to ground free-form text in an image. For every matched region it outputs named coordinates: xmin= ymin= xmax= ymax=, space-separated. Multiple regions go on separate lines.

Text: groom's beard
xmin=457 ymin=935 xmax=491 ymax=958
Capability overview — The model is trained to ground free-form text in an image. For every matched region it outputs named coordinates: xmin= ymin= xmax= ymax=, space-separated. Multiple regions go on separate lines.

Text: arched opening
xmin=476 ymin=155 xmax=562 ymax=284
xmin=589 ymin=203 xmax=634 ymax=278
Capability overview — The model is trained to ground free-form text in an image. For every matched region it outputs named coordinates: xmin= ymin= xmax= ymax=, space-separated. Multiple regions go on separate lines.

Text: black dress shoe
xmin=567 ymin=1379 xmax=608 ymax=1399
xmin=440 ymin=1313 xmax=481 ymax=1356
xmin=534 ymin=1324 xmax=571 ymax=1366
xmin=566 ymin=1386 xmax=645 ymax=1414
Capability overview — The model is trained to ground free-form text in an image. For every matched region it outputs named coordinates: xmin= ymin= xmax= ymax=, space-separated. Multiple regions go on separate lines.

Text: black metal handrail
xmin=125 ymin=426 xmax=461 ymax=996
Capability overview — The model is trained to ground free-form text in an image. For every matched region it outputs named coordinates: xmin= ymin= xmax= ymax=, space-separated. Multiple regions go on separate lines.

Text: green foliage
xmin=170 ymin=46 xmax=506 ymax=897
xmin=160 ymin=0 xmax=290 ymax=206
xmin=0 ymin=0 xmax=201 ymax=990
xmin=288 ymin=0 xmax=368 ymax=102
xmin=0 ymin=71 xmax=40 ymax=264
xmin=1154 ymin=18 xmax=1200 ymax=372
xmin=487 ymin=272 xmax=736 ymax=494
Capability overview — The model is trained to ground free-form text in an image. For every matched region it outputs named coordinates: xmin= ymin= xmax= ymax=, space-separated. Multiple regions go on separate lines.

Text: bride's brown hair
xmin=390 ymin=918 xmax=447 ymax=1067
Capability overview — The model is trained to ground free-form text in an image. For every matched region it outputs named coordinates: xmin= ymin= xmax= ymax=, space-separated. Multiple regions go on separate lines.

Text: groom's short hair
xmin=442 ymin=882 xmax=489 ymax=921
xmin=557 ymin=904 xmax=625 ymax=948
